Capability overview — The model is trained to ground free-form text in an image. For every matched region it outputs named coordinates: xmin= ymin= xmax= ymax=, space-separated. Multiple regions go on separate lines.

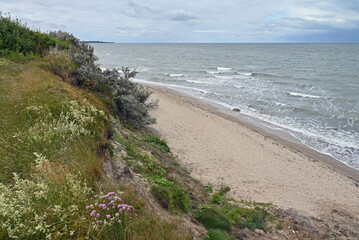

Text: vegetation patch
xmin=206 ymin=229 xmax=233 ymax=240
xmin=114 ymin=133 xmax=190 ymax=213
xmin=144 ymin=136 xmax=171 ymax=153
xmin=194 ymin=207 xmax=231 ymax=232
xmin=223 ymin=204 xmax=271 ymax=232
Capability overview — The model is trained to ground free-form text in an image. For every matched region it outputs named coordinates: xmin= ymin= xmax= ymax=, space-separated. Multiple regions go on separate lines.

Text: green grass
xmin=0 ymin=57 xmax=193 ymax=239
xmin=144 ymin=136 xmax=171 ymax=153
xmin=0 ymin=14 xmax=68 ymax=58
xmin=114 ymin=133 xmax=190 ymax=213
xmin=206 ymin=229 xmax=233 ymax=240
xmin=225 ymin=205 xmax=270 ymax=232
xmin=194 ymin=207 xmax=231 ymax=232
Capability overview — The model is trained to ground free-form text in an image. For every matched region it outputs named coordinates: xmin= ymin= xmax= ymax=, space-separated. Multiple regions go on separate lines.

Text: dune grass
xmin=0 ymin=58 xmax=192 ymax=239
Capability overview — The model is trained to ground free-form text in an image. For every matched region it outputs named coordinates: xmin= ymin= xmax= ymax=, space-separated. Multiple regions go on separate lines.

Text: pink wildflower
xmin=90 ymin=210 xmax=96 ymax=217
xmin=106 ymin=214 xmax=111 ymax=219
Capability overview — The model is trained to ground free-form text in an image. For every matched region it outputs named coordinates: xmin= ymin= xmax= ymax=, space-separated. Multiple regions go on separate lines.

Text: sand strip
xmin=148 ymin=86 xmax=359 ymax=221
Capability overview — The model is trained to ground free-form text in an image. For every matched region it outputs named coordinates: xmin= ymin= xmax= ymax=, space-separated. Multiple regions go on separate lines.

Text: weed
xmin=211 ymin=193 xmax=222 ymax=204
xmin=205 ymin=185 xmax=213 ymax=193
xmin=219 ymin=186 xmax=231 ymax=196
xmin=206 ymin=229 xmax=232 ymax=240
xmin=231 ymin=207 xmax=269 ymax=232
xmin=150 ymin=176 xmax=189 ymax=213
xmin=144 ymin=136 xmax=171 ymax=153
xmin=195 ymin=207 xmax=231 ymax=232
xmin=275 ymin=223 xmax=283 ymax=230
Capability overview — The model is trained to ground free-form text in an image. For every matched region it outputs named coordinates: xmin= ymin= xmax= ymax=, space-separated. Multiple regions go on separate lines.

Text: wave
xmin=252 ymin=72 xmax=291 ymax=79
xmin=186 ymin=80 xmax=216 ymax=85
xmin=132 ymin=78 xmax=209 ymax=94
xmin=273 ymin=101 xmax=289 ymax=107
xmin=164 ymin=73 xmax=184 ymax=77
xmin=286 ymin=91 xmax=324 ymax=99
xmin=217 ymin=67 xmax=232 ymax=71
xmin=237 ymin=72 xmax=253 ymax=76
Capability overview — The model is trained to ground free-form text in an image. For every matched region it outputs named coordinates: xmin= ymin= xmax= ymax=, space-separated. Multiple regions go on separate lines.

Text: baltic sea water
xmin=92 ymin=43 xmax=359 ymax=170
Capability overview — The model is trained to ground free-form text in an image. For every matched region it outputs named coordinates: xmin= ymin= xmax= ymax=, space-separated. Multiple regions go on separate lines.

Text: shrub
xmin=49 ymin=31 xmax=157 ymax=128
xmin=194 ymin=207 xmax=231 ymax=232
xmin=206 ymin=229 xmax=232 ymax=240
xmin=0 ymin=14 xmax=67 ymax=57
xmin=40 ymin=51 xmax=77 ymax=82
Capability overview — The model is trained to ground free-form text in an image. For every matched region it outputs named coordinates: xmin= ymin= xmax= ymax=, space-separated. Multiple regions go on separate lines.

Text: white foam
xmin=207 ymin=71 xmax=220 ymax=74
xmin=273 ymin=101 xmax=289 ymax=107
xmin=217 ymin=67 xmax=232 ymax=71
xmin=237 ymin=72 xmax=253 ymax=76
xmin=132 ymin=78 xmax=208 ymax=93
xmin=286 ymin=91 xmax=323 ymax=99
xmin=186 ymin=80 xmax=216 ymax=85
xmin=165 ymin=73 xmax=184 ymax=77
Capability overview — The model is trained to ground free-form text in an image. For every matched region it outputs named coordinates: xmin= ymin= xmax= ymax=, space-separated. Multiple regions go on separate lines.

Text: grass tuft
xmin=195 ymin=207 xmax=231 ymax=232
xmin=206 ymin=229 xmax=232 ymax=240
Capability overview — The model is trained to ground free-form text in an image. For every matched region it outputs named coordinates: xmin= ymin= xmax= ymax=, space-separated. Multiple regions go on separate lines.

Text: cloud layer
xmin=1 ymin=0 xmax=358 ymax=42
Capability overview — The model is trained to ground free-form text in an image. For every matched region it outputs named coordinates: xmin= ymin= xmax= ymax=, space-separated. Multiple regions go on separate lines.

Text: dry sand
xmin=148 ymin=86 xmax=359 ymax=222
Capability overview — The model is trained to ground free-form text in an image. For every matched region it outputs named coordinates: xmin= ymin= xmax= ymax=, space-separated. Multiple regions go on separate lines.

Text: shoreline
xmin=146 ymin=84 xmax=359 ymax=221
xmin=149 ymin=85 xmax=359 ymax=182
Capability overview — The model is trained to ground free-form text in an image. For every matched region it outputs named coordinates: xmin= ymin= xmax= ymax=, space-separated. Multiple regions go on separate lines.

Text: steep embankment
xmin=0 ymin=58 xmax=193 ymax=239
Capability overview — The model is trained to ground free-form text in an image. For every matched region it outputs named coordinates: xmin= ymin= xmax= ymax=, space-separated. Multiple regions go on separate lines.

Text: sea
xmin=92 ymin=43 xmax=359 ymax=170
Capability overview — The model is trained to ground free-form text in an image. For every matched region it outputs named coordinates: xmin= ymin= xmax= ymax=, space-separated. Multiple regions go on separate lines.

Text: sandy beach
xmin=148 ymin=86 xmax=359 ymax=223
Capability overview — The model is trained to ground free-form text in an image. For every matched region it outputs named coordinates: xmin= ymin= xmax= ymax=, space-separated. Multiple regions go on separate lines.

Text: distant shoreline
xmin=82 ymin=41 xmax=115 ymax=43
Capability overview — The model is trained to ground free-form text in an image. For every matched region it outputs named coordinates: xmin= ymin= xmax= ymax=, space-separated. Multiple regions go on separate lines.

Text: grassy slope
xmin=0 ymin=57 xmax=330 ymax=240
xmin=0 ymin=57 xmax=192 ymax=239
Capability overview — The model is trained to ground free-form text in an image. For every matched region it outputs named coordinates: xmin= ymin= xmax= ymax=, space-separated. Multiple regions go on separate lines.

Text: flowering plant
xmin=87 ymin=192 xmax=133 ymax=226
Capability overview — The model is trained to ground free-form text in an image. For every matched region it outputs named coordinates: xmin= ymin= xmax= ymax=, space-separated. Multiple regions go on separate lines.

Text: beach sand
xmin=148 ymin=86 xmax=359 ymax=222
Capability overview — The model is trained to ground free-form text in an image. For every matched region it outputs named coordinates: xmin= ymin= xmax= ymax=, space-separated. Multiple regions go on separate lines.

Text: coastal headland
xmin=148 ymin=86 xmax=359 ymax=224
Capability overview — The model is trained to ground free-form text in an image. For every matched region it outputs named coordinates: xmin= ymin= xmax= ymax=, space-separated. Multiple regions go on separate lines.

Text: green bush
xmin=0 ymin=14 xmax=67 ymax=57
xmin=195 ymin=207 xmax=231 ymax=232
xmin=206 ymin=229 xmax=232 ymax=240
xmin=49 ymin=31 xmax=157 ymax=128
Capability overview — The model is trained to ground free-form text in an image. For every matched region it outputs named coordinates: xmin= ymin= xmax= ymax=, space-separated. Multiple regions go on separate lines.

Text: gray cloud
xmin=168 ymin=9 xmax=196 ymax=21
xmin=0 ymin=0 xmax=358 ymax=42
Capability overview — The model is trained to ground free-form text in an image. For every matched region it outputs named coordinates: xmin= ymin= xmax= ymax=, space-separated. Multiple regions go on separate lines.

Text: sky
xmin=1 ymin=0 xmax=359 ymax=43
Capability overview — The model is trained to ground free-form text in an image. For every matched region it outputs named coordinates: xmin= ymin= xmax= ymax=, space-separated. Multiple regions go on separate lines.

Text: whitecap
xmin=286 ymin=91 xmax=323 ymax=99
xmin=186 ymin=80 xmax=216 ymax=85
xmin=207 ymin=71 xmax=219 ymax=74
xmin=273 ymin=101 xmax=289 ymax=107
xmin=237 ymin=72 xmax=253 ymax=76
xmin=217 ymin=67 xmax=232 ymax=71
xmin=164 ymin=73 xmax=184 ymax=77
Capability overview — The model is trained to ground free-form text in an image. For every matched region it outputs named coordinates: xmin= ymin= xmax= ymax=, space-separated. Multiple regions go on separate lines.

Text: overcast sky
xmin=1 ymin=0 xmax=359 ymax=43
